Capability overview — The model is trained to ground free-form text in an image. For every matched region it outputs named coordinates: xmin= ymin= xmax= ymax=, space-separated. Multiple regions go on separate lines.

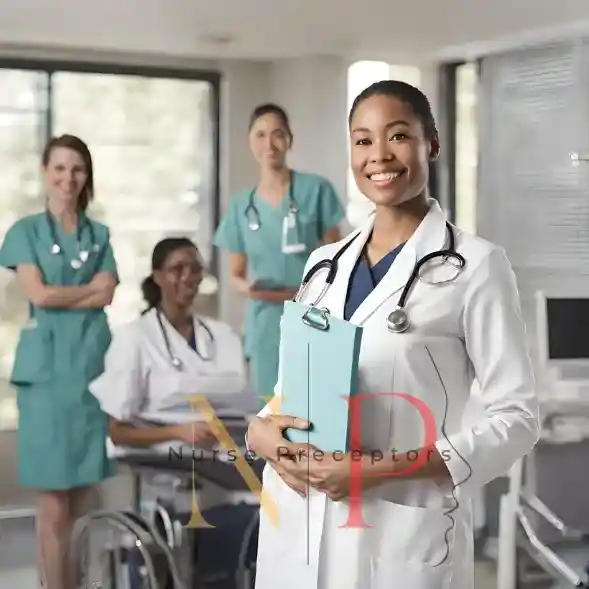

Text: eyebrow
xmin=351 ymin=119 xmax=410 ymax=134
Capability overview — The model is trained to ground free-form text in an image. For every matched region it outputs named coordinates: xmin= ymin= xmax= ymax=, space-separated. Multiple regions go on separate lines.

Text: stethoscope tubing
xmin=155 ymin=308 xmax=215 ymax=368
xmin=245 ymin=171 xmax=297 ymax=232
xmin=295 ymin=221 xmax=466 ymax=317
xmin=45 ymin=209 xmax=97 ymax=265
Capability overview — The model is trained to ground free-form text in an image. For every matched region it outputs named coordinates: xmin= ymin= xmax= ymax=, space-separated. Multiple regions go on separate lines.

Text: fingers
xmin=268 ymin=441 xmax=314 ymax=464
xmin=191 ymin=424 xmax=219 ymax=449
xmin=270 ymin=415 xmax=310 ymax=432
xmin=275 ymin=461 xmax=344 ymax=500
xmin=278 ymin=455 xmax=311 ymax=485
xmin=323 ymin=488 xmax=347 ymax=501
xmin=198 ymin=438 xmax=218 ymax=451
xmin=283 ymin=442 xmax=315 ymax=462
xmin=274 ymin=465 xmax=308 ymax=498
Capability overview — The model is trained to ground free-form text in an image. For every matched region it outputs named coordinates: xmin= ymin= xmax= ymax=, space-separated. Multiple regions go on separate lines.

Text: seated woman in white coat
xmin=90 ymin=237 xmax=246 ymax=448
xmin=246 ymin=81 xmax=541 ymax=589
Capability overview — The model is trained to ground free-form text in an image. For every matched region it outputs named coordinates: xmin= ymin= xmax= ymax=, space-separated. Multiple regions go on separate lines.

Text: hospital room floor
xmin=0 ymin=516 xmax=494 ymax=588
xmin=0 ymin=518 xmax=583 ymax=588
xmin=0 ymin=516 xmax=503 ymax=588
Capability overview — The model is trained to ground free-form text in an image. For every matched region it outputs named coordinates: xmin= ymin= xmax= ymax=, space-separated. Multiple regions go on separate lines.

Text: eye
xmin=390 ymin=133 xmax=408 ymax=141
xmin=355 ymin=138 xmax=371 ymax=146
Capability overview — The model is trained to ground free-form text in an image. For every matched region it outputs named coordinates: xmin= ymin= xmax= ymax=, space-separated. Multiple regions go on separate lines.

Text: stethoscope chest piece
xmin=171 ymin=356 xmax=184 ymax=371
xmin=46 ymin=211 xmax=99 ymax=270
xmin=386 ymin=307 xmax=410 ymax=333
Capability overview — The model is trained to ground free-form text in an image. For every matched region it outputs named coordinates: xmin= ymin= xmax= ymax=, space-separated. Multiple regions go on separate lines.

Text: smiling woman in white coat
xmin=89 ymin=237 xmax=246 ymax=447
xmin=246 ymin=81 xmax=540 ymax=589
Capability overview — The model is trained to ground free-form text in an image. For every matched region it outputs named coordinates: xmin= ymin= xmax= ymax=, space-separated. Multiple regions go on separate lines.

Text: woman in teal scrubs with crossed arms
xmin=0 ymin=134 xmax=119 ymax=589
xmin=214 ymin=103 xmax=345 ymax=403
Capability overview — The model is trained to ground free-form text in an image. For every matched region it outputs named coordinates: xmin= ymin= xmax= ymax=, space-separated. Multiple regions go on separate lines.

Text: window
xmin=0 ymin=69 xmax=48 ymax=429
xmin=346 ymin=61 xmax=422 ymax=228
xmin=454 ymin=63 xmax=478 ymax=234
xmin=439 ymin=62 xmax=479 ymax=232
xmin=0 ymin=62 xmax=220 ymax=430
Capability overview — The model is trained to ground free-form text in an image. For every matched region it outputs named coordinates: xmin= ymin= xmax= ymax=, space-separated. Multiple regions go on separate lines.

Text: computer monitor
xmin=535 ymin=291 xmax=589 ymax=367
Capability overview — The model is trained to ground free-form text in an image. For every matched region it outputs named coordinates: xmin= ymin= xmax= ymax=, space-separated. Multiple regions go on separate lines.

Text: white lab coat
xmin=254 ymin=199 xmax=540 ymax=589
xmin=89 ymin=308 xmax=247 ymax=423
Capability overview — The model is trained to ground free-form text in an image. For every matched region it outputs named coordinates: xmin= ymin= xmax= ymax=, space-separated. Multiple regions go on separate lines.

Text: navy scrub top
xmin=344 ymin=242 xmax=405 ymax=321
xmin=188 ymin=330 xmax=197 ymax=352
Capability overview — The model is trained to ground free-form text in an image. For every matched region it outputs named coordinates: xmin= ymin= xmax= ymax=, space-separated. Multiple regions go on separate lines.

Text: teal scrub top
xmin=0 ymin=212 xmax=119 ymax=387
xmin=213 ymin=170 xmax=345 ymax=368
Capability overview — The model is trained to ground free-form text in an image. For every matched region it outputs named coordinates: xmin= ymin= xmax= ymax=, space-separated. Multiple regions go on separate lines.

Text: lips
xmin=366 ymin=170 xmax=407 ymax=188
xmin=57 ymin=184 xmax=78 ymax=195
xmin=368 ymin=171 xmax=404 ymax=181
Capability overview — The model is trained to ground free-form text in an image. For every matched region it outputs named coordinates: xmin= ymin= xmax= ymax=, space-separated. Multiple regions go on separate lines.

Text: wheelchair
xmin=69 ymin=498 xmax=260 ymax=588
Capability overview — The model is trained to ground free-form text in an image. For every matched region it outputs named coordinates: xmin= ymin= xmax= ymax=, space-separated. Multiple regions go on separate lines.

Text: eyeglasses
xmin=163 ymin=261 xmax=204 ymax=278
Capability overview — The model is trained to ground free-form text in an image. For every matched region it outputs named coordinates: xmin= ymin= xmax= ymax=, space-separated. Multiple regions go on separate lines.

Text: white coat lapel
xmin=350 ymin=199 xmax=449 ymax=326
xmin=145 ymin=308 xmax=198 ymax=372
xmin=325 ymin=221 xmax=374 ymax=319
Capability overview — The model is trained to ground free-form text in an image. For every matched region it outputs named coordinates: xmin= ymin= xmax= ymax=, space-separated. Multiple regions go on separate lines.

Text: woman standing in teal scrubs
xmin=213 ymin=104 xmax=345 ymax=403
xmin=0 ymin=135 xmax=119 ymax=589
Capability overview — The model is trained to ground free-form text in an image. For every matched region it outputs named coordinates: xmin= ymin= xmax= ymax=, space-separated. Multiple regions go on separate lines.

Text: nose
xmin=180 ymin=266 xmax=192 ymax=281
xmin=182 ymin=265 xmax=202 ymax=283
xmin=264 ymin=137 xmax=275 ymax=151
xmin=369 ymin=138 xmax=394 ymax=163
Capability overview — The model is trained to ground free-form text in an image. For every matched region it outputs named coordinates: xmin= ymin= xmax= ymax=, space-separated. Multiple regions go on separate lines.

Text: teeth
xmin=370 ymin=172 xmax=401 ymax=181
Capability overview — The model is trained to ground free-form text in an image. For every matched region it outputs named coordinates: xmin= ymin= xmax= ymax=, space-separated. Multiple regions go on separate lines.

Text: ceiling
xmin=2 ymin=0 xmax=589 ymax=62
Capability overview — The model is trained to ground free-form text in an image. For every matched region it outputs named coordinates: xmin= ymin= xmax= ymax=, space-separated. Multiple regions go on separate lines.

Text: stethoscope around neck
xmin=155 ymin=307 xmax=216 ymax=370
xmin=46 ymin=209 xmax=99 ymax=270
xmin=294 ymin=221 xmax=466 ymax=334
xmin=244 ymin=172 xmax=298 ymax=232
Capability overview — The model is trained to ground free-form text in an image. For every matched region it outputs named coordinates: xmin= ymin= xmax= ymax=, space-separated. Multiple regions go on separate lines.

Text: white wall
xmin=270 ymin=55 xmax=349 ymax=201
xmin=215 ymin=59 xmax=273 ymax=332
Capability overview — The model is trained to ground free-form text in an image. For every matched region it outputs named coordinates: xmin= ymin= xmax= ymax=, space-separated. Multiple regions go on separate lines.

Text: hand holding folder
xmin=279 ymin=301 xmax=363 ymax=454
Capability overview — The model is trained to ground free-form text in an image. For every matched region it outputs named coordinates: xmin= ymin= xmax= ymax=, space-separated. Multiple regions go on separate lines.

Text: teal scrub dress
xmin=213 ymin=170 xmax=345 ymax=403
xmin=0 ymin=212 xmax=119 ymax=491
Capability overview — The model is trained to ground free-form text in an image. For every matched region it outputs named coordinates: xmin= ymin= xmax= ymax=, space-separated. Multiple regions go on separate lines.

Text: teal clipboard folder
xmin=280 ymin=301 xmax=363 ymax=454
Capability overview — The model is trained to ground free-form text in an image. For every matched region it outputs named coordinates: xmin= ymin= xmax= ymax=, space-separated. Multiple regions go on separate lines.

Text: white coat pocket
xmin=371 ymin=499 xmax=454 ymax=589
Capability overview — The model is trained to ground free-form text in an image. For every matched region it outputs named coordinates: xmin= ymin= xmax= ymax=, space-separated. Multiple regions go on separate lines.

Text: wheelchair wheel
xmin=70 ymin=509 xmax=187 ymax=589
xmin=235 ymin=508 xmax=259 ymax=589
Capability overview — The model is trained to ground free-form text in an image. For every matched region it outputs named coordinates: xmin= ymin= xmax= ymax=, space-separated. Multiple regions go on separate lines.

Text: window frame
xmin=436 ymin=61 xmax=460 ymax=221
xmin=437 ymin=59 xmax=482 ymax=226
xmin=0 ymin=57 xmax=222 ymax=275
